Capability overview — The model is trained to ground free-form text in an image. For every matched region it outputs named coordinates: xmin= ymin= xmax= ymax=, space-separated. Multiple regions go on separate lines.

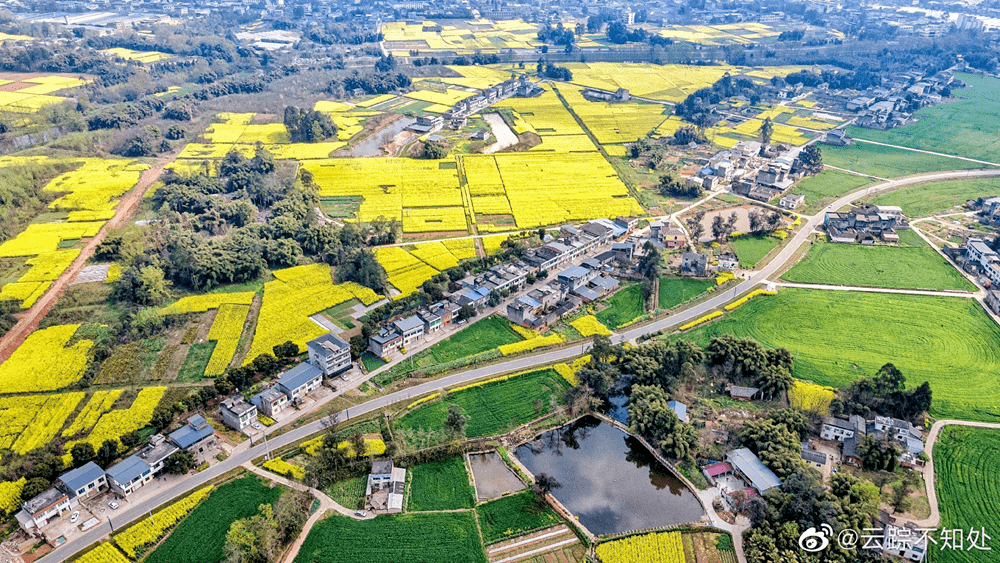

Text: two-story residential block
xmin=137 ymin=433 xmax=179 ymax=475
xmin=16 ymin=488 xmax=76 ymax=531
xmin=873 ymin=416 xmax=924 ymax=454
xmin=820 ymin=415 xmax=866 ymax=441
xmin=392 ymin=316 xmax=425 ymax=348
xmin=219 ymin=396 xmax=258 ymax=431
xmin=368 ymin=327 xmax=403 ymax=357
xmin=106 ymin=455 xmax=154 ymax=498
xmin=276 ymin=363 xmax=324 ymax=403
xmin=965 ymin=238 xmax=1000 ymax=286
xmin=307 ymin=333 xmax=352 ymax=378
xmin=58 ymin=461 xmax=107 ymax=501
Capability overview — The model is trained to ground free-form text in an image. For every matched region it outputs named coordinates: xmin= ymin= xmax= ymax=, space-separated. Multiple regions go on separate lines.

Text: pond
xmin=341 ymin=116 xmax=415 ymax=157
xmin=514 ymin=416 xmax=705 ymax=536
xmin=468 ymin=452 xmax=525 ymax=501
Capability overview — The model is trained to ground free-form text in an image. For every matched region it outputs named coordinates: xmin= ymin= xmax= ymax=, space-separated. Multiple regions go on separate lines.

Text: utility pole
xmin=263 ymin=430 xmax=271 ymax=461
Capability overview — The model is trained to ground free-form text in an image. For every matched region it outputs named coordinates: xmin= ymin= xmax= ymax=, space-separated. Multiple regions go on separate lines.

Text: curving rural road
xmin=38 ymin=166 xmax=1000 ymax=563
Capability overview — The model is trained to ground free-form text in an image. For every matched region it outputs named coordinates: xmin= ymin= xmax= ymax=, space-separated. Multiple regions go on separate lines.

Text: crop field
xmin=571 ymin=315 xmax=613 ymax=337
xmin=145 ymin=476 xmax=283 ymax=563
xmin=244 ymin=264 xmax=382 ymax=363
xmin=395 ymin=368 xmax=568 ymax=441
xmin=0 ymin=324 xmax=92 ymax=393
xmin=101 ymin=47 xmax=172 ymax=63
xmin=408 ymin=456 xmax=476 ymax=511
xmin=791 ymin=169 xmax=874 ymax=214
xmin=494 ymin=84 xmax=586 ymax=137
xmin=439 ymin=65 xmax=522 ymax=89
xmin=62 ymin=390 xmax=123 ymax=437
xmin=867 ymin=177 xmax=1000 ymax=218
xmin=596 ymin=531 xmax=685 ymax=563
xmin=426 ymin=316 xmax=523 ymax=363
xmin=782 ymin=239 xmax=975 ymax=291
xmin=658 ymin=278 xmax=714 ymax=309
xmin=326 ymin=474 xmax=368 ymax=510
xmin=709 ymin=113 xmax=812 ymax=147
xmin=595 ymin=285 xmax=645 ymax=329
xmin=657 ymin=22 xmax=779 ymax=45
xmin=204 ymin=304 xmax=250 ymax=375
xmin=405 ymin=88 xmax=476 ymax=106
xmin=558 ymin=86 xmax=673 ymax=144
xmin=933 ymin=426 xmax=1000 ymax=563
xmin=476 ymin=490 xmax=561 ymax=544
xmin=729 ymin=235 xmax=780 ymax=268
xmin=383 ymin=19 xmax=540 ymax=53
xmin=679 ymin=288 xmax=1000 ymax=420
xmin=64 ymin=387 xmax=166 ymax=453
xmin=821 ymin=143 xmax=986 ymax=179
xmin=296 ymin=512 xmax=487 ymax=563
xmin=76 ymin=544 xmax=131 ymax=563
xmin=0 ymin=76 xmax=87 ymax=112
xmin=563 ymin=62 xmax=802 ymax=103
xmin=113 ymin=486 xmax=214 ymax=558
xmin=375 ymin=241 xmax=475 ymax=299
xmin=159 ymin=291 xmax=255 ymax=315
xmin=0 ymin=392 xmax=84 ymax=454
xmin=849 ymin=74 xmax=1000 ymax=164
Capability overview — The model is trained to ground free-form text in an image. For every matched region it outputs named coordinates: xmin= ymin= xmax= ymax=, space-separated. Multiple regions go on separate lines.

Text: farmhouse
xmin=58 ymin=462 xmax=107 ymax=501
xmin=964 ymin=238 xmax=1000 ymax=286
xmin=276 ymin=363 xmax=324 ymax=403
xmin=726 ymin=448 xmax=782 ymax=494
xmin=252 ymin=387 xmax=290 ymax=418
xmin=368 ymin=326 xmax=404 ymax=357
xmin=727 ymin=385 xmax=760 ymax=401
xmin=780 ymin=193 xmax=805 ymax=210
xmin=717 ymin=252 xmax=739 ymax=271
xmin=820 ymin=415 xmax=866 ymax=441
xmin=872 ymin=416 xmax=924 ymax=454
xmin=137 ymin=433 xmax=179 ymax=475
xmin=680 ymin=252 xmax=708 ymax=277
xmin=667 ymin=400 xmax=687 ymax=422
xmin=875 ymin=512 xmax=928 ymax=562
xmin=307 ymin=333 xmax=352 ymax=378
xmin=800 ymin=448 xmax=827 ymax=469
xmin=219 ymin=396 xmax=258 ymax=431
xmin=366 ymin=459 xmax=406 ymax=514
xmin=16 ymin=487 xmax=75 ymax=532
xmin=825 ymin=204 xmax=909 ymax=243
xmin=106 ymin=455 xmax=153 ymax=498
xmin=168 ymin=414 xmax=216 ymax=454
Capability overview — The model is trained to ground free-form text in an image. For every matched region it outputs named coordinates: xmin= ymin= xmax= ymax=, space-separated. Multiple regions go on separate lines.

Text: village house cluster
xmin=824 ymin=203 xmax=909 ymax=244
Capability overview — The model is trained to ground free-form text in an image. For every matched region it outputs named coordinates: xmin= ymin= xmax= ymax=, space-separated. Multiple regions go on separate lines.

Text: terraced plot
xmin=782 ymin=239 xmax=975 ymax=291
xmin=680 ymin=288 xmax=1000 ymax=421
xmin=933 ymin=426 xmax=1000 ymax=562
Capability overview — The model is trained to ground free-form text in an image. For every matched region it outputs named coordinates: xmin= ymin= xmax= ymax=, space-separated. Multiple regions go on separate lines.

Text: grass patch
xmin=177 ymin=341 xmax=216 ymax=382
xmin=678 ymin=288 xmax=1000 ymax=421
xmin=822 ymin=142 xmax=986 ymax=179
xmin=427 ymin=315 xmax=523 ymax=364
xmin=658 ymin=277 xmax=714 ymax=309
xmin=782 ymin=239 xmax=975 ymax=291
xmin=408 ymin=456 xmax=476 ymax=511
xmin=791 ymin=169 xmax=874 ymax=214
xmin=295 ymin=512 xmax=486 ymax=563
xmin=359 ymin=351 xmax=387 ymax=372
xmin=848 ymin=73 xmax=1000 ymax=164
xmin=395 ymin=368 xmax=569 ymax=447
xmin=476 ymin=490 xmax=561 ymax=544
xmin=866 ymin=177 xmax=1000 ymax=218
xmin=729 ymin=235 xmax=780 ymax=268
xmin=933 ymin=425 xmax=1000 ymax=563
xmin=595 ymin=284 xmax=645 ymax=329
xmin=325 ymin=473 xmax=368 ymax=511
xmin=145 ymin=476 xmax=283 ymax=563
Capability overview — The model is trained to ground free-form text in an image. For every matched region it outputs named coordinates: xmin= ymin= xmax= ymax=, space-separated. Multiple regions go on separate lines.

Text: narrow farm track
xmin=0 ymin=159 xmax=170 ymax=364
xmin=853 ymin=138 xmax=1000 ymax=168
xmin=912 ymin=420 xmax=1000 ymax=529
xmin=37 ymin=167 xmax=1000 ymax=563
xmin=769 ymin=281 xmax=978 ymax=298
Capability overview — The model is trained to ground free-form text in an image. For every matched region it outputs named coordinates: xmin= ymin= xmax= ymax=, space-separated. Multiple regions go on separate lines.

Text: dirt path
xmin=0 ymin=159 xmax=169 ymax=363
xmin=911 ymin=420 xmax=1000 ymax=528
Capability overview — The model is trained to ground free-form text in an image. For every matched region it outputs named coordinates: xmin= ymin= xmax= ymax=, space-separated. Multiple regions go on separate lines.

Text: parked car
xmin=251 ymin=422 xmax=262 ymax=430
xmin=70 ymin=511 xmax=80 ymax=523
xmin=354 ymin=510 xmax=367 ymax=517
xmin=108 ymin=501 xmax=119 ymax=510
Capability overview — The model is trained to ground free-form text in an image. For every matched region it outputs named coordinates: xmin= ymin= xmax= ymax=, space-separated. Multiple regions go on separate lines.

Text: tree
xmin=739 ymin=418 xmax=803 ymax=477
xmin=113 ymin=264 xmax=171 ymax=306
xmin=628 ymin=385 xmax=698 ymax=461
xmin=799 ymin=144 xmax=823 ymax=175
xmin=151 ymin=406 xmax=175 ymax=431
xmin=336 ymin=249 xmax=388 ymax=294
xmin=163 ymin=450 xmax=196 ymax=474
xmin=756 ymin=364 xmax=794 ymax=401
xmin=531 ymin=473 xmax=562 ymax=500
xmin=283 ymin=106 xmax=336 ymax=142
xmin=856 ymin=434 xmax=899 ymax=471
xmin=224 ymin=504 xmax=280 ymax=563
xmin=120 ymin=430 xmax=145 ymax=450
xmin=458 ymin=304 xmax=476 ymax=321
xmin=444 ymin=404 xmax=467 ymax=437
xmin=349 ymin=334 xmax=367 ymax=360
xmin=273 ymin=341 xmax=299 ymax=360
xmin=422 ymin=140 xmax=447 ymax=159
xmin=71 ymin=442 xmax=96 ymax=467
xmin=759 ymin=117 xmax=773 ymax=146
xmin=21 ymin=478 xmax=49 ymax=502
xmin=274 ymin=489 xmax=312 ymax=542
xmin=97 ymin=439 xmax=119 ymax=467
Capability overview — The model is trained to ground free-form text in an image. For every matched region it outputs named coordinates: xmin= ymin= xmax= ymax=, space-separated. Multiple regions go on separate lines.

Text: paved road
xmin=39 ymin=167 xmax=1000 ymax=563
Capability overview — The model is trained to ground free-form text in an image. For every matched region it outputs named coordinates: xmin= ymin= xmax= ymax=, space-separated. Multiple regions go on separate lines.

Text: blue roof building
xmin=667 ymin=400 xmax=688 ymax=423
xmin=58 ymin=462 xmax=107 ymax=499
xmin=169 ymin=414 xmax=216 ymax=450
xmin=106 ymin=455 xmax=153 ymax=497
xmin=276 ymin=363 xmax=324 ymax=401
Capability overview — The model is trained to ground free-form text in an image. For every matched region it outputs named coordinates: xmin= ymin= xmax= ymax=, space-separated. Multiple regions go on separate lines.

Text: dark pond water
xmin=514 ymin=416 xmax=705 ymax=536
xmin=468 ymin=452 xmax=525 ymax=501
xmin=607 ymin=393 xmax=629 ymax=425
xmin=341 ymin=117 xmax=415 ymax=156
